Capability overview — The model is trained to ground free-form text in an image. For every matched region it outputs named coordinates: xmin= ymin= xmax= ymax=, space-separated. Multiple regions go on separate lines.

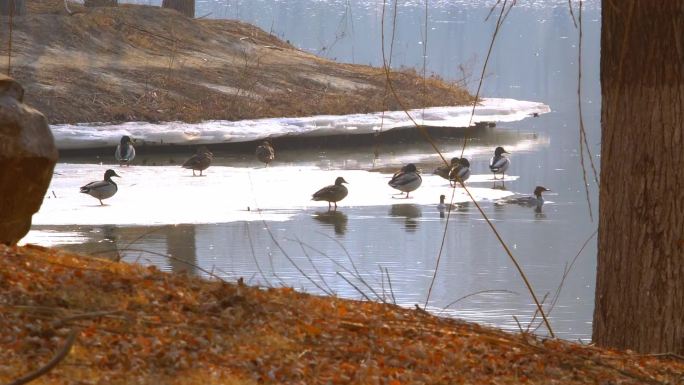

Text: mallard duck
xmin=256 ymin=140 xmax=275 ymax=166
xmin=388 ymin=163 xmax=422 ymax=198
xmin=433 ymin=157 xmax=460 ymax=180
xmin=489 ymin=146 xmax=510 ymax=180
xmin=448 ymin=158 xmax=471 ymax=186
xmin=182 ymin=146 xmax=213 ymax=176
xmin=437 ymin=194 xmax=457 ymax=212
xmin=114 ymin=135 xmax=136 ymax=166
xmin=80 ymin=169 xmax=120 ymax=205
xmin=496 ymin=186 xmax=550 ymax=210
xmin=312 ymin=176 xmax=348 ymax=211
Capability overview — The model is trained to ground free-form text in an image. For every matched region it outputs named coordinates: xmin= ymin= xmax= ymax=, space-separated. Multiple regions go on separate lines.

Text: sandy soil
xmin=1 ymin=1 xmax=473 ymax=124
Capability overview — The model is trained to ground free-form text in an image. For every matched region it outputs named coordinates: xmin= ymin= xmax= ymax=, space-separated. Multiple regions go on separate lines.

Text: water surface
xmin=30 ymin=0 xmax=601 ymax=340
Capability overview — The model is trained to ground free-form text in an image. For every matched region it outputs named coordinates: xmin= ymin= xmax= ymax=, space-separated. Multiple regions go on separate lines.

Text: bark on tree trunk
xmin=162 ymin=0 xmax=194 ymax=18
xmin=0 ymin=0 xmax=25 ymax=16
xmin=84 ymin=0 xmax=118 ymax=6
xmin=594 ymin=1 xmax=684 ymax=354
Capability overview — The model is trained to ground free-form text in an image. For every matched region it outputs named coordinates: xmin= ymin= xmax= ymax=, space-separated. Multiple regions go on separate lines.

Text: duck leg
xmin=99 ymin=199 xmax=103 ymax=206
xmin=333 ymin=202 xmax=338 ymax=211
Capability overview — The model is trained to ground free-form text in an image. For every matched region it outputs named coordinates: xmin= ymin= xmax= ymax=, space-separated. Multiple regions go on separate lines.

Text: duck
xmin=496 ymin=186 xmax=550 ymax=210
xmin=388 ymin=163 xmax=422 ymax=198
xmin=114 ymin=135 xmax=136 ymax=166
xmin=489 ymin=146 xmax=510 ymax=180
xmin=255 ymin=140 xmax=275 ymax=166
xmin=448 ymin=158 xmax=471 ymax=186
xmin=312 ymin=176 xmax=349 ymax=211
xmin=182 ymin=146 xmax=213 ymax=176
xmin=80 ymin=169 xmax=120 ymax=205
xmin=437 ymin=194 xmax=457 ymax=212
xmin=433 ymin=157 xmax=460 ymax=180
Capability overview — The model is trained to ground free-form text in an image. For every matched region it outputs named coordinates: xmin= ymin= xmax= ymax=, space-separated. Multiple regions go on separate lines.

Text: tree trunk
xmin=0 ymin=0 xmax=25 ymax=16
xmin=594 ymin=1 xmax=684 ymax=354
xmin=84 ymin=0 xmax=118 ymax=7
xmin=162 ymin=0 xmax=194 ymax=18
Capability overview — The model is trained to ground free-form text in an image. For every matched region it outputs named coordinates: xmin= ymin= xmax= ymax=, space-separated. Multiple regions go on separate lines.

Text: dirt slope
xmin=1 ymin=244 xmax=683 ymax=384
xmin=1 ymin=1 xmax=472 ymax=124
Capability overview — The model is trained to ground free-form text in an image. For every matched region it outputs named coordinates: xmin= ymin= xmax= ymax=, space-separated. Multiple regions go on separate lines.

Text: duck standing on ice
xmin=388 ymin=163 xmax=422 ymax=198
xmin=114 ymin=135 xmax=136 ymax=166
xmin=182 ymin=146 xmax=213 ymax=176
xmin=433 ymin=157 xmax=460 ymax=181
xmin=312 ymin=176 xmax=349 ymax=211
xmin=489 ymin=146 xmax=510 ymax=180
xmin=80 ymin=169 xmax=120 ymax=206
xmin=449 ymin=158 xmax=471 ymax=186
xmin=256 ymin=140 xmax=275 ymax=166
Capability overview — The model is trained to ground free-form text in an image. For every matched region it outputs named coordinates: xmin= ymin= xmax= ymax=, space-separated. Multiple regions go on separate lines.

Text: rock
xmin=0 ymin=75 xmax=58 ymax=245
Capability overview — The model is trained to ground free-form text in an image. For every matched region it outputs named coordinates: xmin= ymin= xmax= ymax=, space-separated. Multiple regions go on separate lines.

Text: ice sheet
xmin=33 ymin=164 xmax=517 ymax=226
xmin=50 ymin=98 xmax=550 ymax=150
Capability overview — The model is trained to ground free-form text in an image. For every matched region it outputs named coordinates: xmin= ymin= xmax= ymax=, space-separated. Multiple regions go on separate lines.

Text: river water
xmin=27 ymin=0 xmax=601 ymax=340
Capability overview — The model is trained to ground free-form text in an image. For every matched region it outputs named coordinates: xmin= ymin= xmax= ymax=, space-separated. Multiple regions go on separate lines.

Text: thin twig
xmin=294 ymin=235 xmax=335 ymax=295
xmin=336 ymin=272 xmax=371 ymax=301
xmin=576 ymin=0 xmax=596 ymax=221
xmin=384 ymin=267 xmax=397 ymax=305
xmin=459 ymin=181 xmax=555 ymax=338
xmin=244 ymin=221 xmax=272 ymax=288
xmin=6 ymin=328 xmax=78 ymax=385
xmin=440 ymin=289 xmax=519 ymax=313
xmin=461 ymin=0 xmax=511 ymax=158
xmin=316 ymin=231 xmax=384 ymax=302
xmin=424 ymin=185 xmax=458 ymax=309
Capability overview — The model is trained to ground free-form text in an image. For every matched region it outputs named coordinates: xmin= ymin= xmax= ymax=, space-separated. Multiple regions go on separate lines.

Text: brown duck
xmin=312 ymin=176 xmax=349 ymax=211
xmin=182 ymin=146 xmax=213 ymax=176
xmin=256 ymin=140 xmax=275 ymax=166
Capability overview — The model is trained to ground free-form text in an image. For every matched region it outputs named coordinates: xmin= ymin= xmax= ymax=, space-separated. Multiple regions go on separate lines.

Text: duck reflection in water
xmin=389 ymin=204 xmax=422 ymax=232
xmin=166 ymin=224 xmax=198 ymax=275
xmin=313 ymin=210 xmax=348 ymax=236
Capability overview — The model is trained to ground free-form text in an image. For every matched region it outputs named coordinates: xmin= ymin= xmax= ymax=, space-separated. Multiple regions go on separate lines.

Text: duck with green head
xmin=80 ymin=169 xmax=120 ymax=205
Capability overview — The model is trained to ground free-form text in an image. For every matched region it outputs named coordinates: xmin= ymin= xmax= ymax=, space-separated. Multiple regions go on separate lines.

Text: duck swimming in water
xmin=312 ymin=176 xmax=349 ymax=211
xmin=489 ymin=146 xmax=510 ymax=180
xmin=437 ymin=194 xmax=457 ymax=212
xmin=114 ymin=135 xmax=136 ymax=166
xmin=182 ymin=146 xmax=213 ymax=176
xmin=256 ymin=140 xmax=275 ymax=166
xmin=496 ymin=186 xmax=550 ymax=210
xmin=388 ymin=163 xmax=422 ymax=198
xmin=80 ymin=169 xmax=120 ymax=205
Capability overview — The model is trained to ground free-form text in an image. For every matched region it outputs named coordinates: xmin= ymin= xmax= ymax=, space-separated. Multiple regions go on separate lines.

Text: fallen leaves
xmin=0 ymin=244 xmax=682 ymax=385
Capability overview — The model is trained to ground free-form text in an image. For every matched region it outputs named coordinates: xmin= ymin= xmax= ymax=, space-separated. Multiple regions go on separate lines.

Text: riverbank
xmin=4 ymin=1 xmax=472 ymax=125
xmin=1 ymin=244 xmax=681 ymax=384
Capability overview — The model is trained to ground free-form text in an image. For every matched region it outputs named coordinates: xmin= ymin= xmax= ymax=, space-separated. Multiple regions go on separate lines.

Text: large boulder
xmin=0 ymin=76 xmax=58 ymax=245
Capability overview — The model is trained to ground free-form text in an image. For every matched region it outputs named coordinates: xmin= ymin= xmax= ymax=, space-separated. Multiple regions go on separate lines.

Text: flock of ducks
xmin=80 ymin=137 xmax=550 ymax=212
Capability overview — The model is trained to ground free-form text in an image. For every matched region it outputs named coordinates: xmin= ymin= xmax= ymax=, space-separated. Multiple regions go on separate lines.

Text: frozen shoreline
xmin=31 ymin=164 xmax=517 ymax=226
xmin=50 ymin=98 xmax=550 ymax=150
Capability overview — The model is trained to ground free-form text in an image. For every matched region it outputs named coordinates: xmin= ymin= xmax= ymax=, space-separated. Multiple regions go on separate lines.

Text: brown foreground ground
xmin=2 ymin=1 xmax=472 ymax=124
xmin=1 ymin=245 xmax=682 ymax=385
